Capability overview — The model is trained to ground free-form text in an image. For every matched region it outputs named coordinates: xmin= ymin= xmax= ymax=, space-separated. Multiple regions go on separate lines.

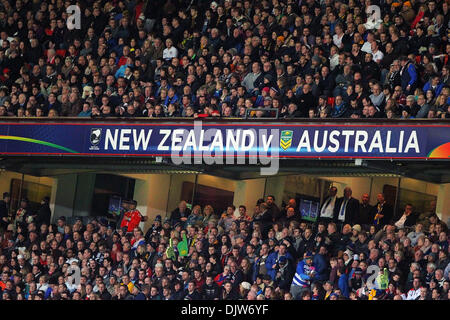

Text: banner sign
xmin=0 ymin=122 xmax=449 ymax=159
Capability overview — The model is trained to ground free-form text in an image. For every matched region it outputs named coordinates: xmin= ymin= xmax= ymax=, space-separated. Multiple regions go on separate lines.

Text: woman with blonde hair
xmin=434 ymin=93 xmax=449 ymax=117
xmin=202 ymin=204 xmax=218 ymax=227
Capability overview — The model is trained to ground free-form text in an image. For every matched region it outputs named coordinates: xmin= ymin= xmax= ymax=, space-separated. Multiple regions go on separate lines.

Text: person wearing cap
xmin=290 ymin=252 xmax=316 ymax=299
xmin=0 ymin=192 xmax=10 ymax=231
xmin=266 ymin=242 xmax=294 ymax=281
xmin=273 ymin=255 xmax=295 ymax=291
xmin=145 ymin=214 xmax=162 ymax=241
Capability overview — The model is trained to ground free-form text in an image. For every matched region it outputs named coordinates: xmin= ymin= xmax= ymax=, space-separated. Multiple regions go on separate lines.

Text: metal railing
xmin=244 ymin=108 xmax=279 ymax=119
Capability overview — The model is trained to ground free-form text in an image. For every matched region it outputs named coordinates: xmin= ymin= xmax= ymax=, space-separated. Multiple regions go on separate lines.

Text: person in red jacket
xmin=120 ymin=200 xmax=143 ymax=233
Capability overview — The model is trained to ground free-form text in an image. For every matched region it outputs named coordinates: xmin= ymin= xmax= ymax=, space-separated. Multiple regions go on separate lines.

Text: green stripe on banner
xmin=0 ymin=135 xmax=79 ymax=153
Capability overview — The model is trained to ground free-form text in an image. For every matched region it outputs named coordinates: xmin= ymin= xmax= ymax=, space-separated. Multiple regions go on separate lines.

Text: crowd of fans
xmin=0 ymin=0 xmax=449 ymax=119
xmin=0 ymin=187 xmax=449 ymax=300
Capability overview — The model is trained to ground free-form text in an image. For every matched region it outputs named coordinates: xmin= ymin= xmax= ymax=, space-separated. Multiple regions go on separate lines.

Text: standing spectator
xmin=0 ymin=192 xmax=10 ymax=231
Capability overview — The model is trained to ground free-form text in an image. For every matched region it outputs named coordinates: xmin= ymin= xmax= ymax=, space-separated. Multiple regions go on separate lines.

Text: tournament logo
xmin=89 ymin=128 xmax=102 ymax=150
xmin=280 ymin=130 xmax=293 ymax=151
xmin=90 ymin=128 xmax=102 ymax=146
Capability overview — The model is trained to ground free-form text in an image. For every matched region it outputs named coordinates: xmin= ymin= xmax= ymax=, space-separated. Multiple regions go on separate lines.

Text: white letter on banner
xmin=385 ymin=131 xmax=397 ymax=153
xmin=354 ymin=131 xmax=368 ymax=153
xmin=313 ymin=130 xmax=328 ymax=152
xmin=133 ymin=129 xmax=152 ymax=151
xmin=341 ymin=130 xmax=355 ymax=152
xmin=398 ymin=131 xmax=404 ymax=153
xmin=104 ymin=129 xmax=118 ymax=150
xmin=183 ymin=130 xmax=197 ymax=151
xmin=261 ymin=132 xmax=273 ymax=152
xmin=368 ymin=131 xmax=383 ymax=153
xmin=210 ymin=130 xmax=224 ymax=152
xmin=260 ymin=129 xmax=279 ymax=176
xmin=119 ymin=129 xmax=131 ymax=150
xmin=158 ymin=129 xmax=171 ymax=151
xmin=226 ymin=129 xmax=240 ymax=152
xmin=404 ymin=131 xmax=420 ymax=153
xmin=328 ymin=130 xmax=340 ymax=153
xmin=247 ymin=129 xmax=258 ymax=165
xmin=296 ymin=130 xmax=311 ymax=152
xmin=171 ymin=129 xmax=184 ymax=152
xmin=241 ymin=130 xmax=255 ymax=152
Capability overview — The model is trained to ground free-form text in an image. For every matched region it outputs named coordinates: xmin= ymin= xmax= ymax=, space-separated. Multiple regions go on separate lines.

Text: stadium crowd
xmin=0 ymin=0 xmax=449 ymax=119
xmin=0 ymin=187 xmax=449 ymax=300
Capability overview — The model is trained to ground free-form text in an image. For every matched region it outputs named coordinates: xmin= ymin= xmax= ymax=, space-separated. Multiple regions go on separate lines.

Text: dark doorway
xmin=181 ymin=181 xmax=234 ymax=215
xmin=91 ymin=174 xmax=135 ymax=217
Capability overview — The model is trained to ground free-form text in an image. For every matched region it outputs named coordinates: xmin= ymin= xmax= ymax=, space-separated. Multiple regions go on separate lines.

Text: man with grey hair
xmin=334 ymin=187 xmax=359 ymax=230
xmin=242 ymin=62 xmax=263 ymax=93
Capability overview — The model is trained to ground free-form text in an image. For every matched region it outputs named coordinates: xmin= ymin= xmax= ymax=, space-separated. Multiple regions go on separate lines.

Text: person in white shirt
xmin=394 ymin=204 xmax=414 ymax=229
xmin=406 ymin=277 xmax=422 ymax=300
xmin=361 ymin=32 xmax=375 ymax=54
xmin=371 ymin=41 xmax=384 ymax=64
xmin=318 ymin=186 xmax=338 ymax=223
xmin=162 ymin=38 xmax=178 ymax=61
xmin=332 ymin=24 xmax=345 ymax=49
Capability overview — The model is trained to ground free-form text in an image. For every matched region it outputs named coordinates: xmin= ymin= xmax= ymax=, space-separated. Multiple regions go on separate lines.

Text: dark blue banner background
xmin=0 ymin=122 xmax=449 ymax=159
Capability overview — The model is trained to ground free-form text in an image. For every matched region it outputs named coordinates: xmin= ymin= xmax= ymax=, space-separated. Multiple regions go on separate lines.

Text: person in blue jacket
xmin=312 ymin=245 xmax=329 ymax=282
xmin=422 ymin=75 xmax=444 ymax=97
xmin=337 ymin=266 xmax=349 ymax=298
xmin=265 ymin=243 xmax=294 ymax=280
xmin=290 ymin=252 xmax=316 ymax=299
xmin=400 ymin=56 xmax=417 ymax=95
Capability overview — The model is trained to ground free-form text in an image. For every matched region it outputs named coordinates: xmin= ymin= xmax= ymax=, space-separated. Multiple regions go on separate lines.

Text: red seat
xmin=415 ymin=55 xmax=421 ymax=64
xmin=327 ymin=97 xmax=335 ymax=107
xmin=56 ymin=49 xmax=67 ymax=57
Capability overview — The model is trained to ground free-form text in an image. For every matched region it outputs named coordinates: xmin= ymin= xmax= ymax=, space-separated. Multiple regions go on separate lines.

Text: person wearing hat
xmin=0 ymin=192 xmax=10 ymax=231
xmin=266 ymin=242 xmax=294 ymax=281
xmin=273 ymin=255 xmax=296 ymax=291
xmin=145 ymin=215 xmax=162 ymax=241
xmin=290 ymin=252 xmax=316 ymax=299
xmin=352 ymin=224 xmax=362 ymax=235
